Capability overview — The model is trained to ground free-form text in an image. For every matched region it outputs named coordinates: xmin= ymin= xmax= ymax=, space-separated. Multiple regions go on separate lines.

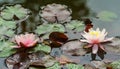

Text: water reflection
xmin=88 ymin=0 xmax=120 ymax=37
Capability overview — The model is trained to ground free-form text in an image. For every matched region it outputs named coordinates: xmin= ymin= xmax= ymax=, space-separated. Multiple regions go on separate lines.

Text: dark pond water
xmin=0 ymin=0 xmax=120 ymax=68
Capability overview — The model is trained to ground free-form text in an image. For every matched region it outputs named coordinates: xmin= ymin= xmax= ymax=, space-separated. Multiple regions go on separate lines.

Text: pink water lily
xmin=12 ymin=33 xmax=39 ymax=48
xmin=81 ymin=28 xmax=113 ymax=54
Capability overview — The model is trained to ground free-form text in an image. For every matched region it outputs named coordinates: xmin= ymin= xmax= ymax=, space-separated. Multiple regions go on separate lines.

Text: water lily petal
xmin=84 ymin=44 xmax=92 ymax=48
xmin=92 ymin=44 xmax=98 ymax=54
xmin=11 ymin=45 xmax=21 ymax=48
xmin=103 ymin=37 xmax=113 ymax=42
xmin=99 ymin=45 xmax=105 ymax=51
xmin=80 ymin=40 xmax=88 ymax=43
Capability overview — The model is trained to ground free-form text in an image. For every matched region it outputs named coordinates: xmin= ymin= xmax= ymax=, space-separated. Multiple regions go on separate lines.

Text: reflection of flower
xmin=12 ymin=33 xmax=39 ymax=48
xmin=40 ymin=3 xmax=72 ymax=23
xmin=81 ymin=28 xmax=113 ymax=54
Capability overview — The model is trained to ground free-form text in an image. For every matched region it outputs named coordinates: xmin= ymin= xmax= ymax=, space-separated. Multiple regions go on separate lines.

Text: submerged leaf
xmin=1 ymin=4 xmax=30 ymax=20
xmin=97 ymin=11 xmax=118 ymax=22
xmin=66 ymin=63 xmax=84 ymax=69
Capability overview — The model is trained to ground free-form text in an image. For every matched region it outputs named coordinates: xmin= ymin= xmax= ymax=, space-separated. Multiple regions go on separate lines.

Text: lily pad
xmin=110 ymin=60 xmax=120 ymax=69
xmin=66 ymin=20 xmax=85 ymax=32
xmin=105 ymin=37 xmax=120 ymax=55
xmin=35 ymin=23 xmax=65 ymax=39
xmin=1 ymin=4 xmax=30 ymax=20
xmin=97 ymin=11 xmax=118 ymax=22
xmin=0 ymin=17 xmax=16 ymax=29
xmin=6 ymin=51 xmax=56 ymax=69
xmin=0 ymin=41 xmax=16 ymax=57
xmin=61 ymin=40 xmax=87 ymax=56
xmin=66 ymin=63 xmax=84 ymax=69
xmin=35 ymin=24 xmax=65 ymax=34
xmin=33 ymin=44 xmax=51 ymax=53
xmin=40 ymin=3 xmax=72 ymax=23
xmin=46 ymin=63 xmax=60 ymax=69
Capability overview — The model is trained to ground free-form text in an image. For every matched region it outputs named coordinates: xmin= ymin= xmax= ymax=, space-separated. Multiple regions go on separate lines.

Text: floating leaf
xmin=47 ymin=63 xmax=60 ymax=69
xmin=1 ymin=4 xmax=29 ymax=20
xmin=35 ymin=23 xmax=65 ymax=39
xmin=0 ymin=17 xmax=16 ymax=29
xmin=33 ymin=44 xmax=51 ymax=53
xmin=110 ymin=60 xmax=120 ymax=69
xmin=66 ymin=20 xmax=84 ymax=32
xmin=97 ymin=11 xmax=118 ymax=22
xmin=40 ymin=3 xmax=71 ymax=23
xmin=35 ymin=24 xmax=65 ymax=34
xmin=66 ymin=63 xmax=84 ymax=69
xmin=61 ymin=40 xmax=87 ymax=56
xmin=0 ymin=26 xmax=14 ymax=40
xmin=0 ymin=41 xmax=16 ymax=57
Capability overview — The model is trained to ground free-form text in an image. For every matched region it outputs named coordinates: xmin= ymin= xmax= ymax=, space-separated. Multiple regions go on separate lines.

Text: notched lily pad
xmin=6 ymin=51 xmax=56 ymax=69
xmin=66 ymin=20 xmax=85 ymax=32
xmin=61 ymin=40 xmax=87 ymax=56
xmin=40 ymin=3 xmax=72 ymax=23
xmin=1 ymin=4 xmax=30 ymax=20
xmin=35 ymin=24 xmax=65 ymax=39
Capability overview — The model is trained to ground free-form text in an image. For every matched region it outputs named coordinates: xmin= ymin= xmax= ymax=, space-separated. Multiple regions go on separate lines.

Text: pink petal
xmin=92 ymin=44 xmax=98 ymax=54
xmin=99 ymin=45 xmax=105 ymax=51
xmin=103 ymin=37 xmax=113 ymax=42
xmin=27 ymin=39 xmax=39 ymax=47
xmin=11 ymin=45 xmax=21 ymax=48
xmin=84 ymin=44 xmax=92 ymax=48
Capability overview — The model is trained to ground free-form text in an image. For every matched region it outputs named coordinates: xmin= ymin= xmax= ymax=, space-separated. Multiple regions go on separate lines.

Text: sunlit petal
xmin=92 ymin=44 xmax=98 ymax=54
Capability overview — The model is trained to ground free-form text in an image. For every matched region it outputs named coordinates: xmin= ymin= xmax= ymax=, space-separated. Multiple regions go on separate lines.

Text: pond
xmin=0 ymin=0 xmax=120 ymax=69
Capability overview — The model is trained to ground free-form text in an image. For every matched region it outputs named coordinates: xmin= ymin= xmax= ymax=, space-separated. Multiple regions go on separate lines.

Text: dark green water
xmin=0 ymin=0 xmax=120 ymax=68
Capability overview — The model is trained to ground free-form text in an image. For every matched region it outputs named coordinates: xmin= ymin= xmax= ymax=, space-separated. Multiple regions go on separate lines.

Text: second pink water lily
xmin=12 ymin=33 xmax=39 ymax=48
xmin=81 ymin=28 xmax=113 ymax=54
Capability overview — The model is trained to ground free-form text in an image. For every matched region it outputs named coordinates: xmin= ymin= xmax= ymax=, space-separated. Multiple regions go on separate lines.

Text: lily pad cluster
xmin=0 ymin=3 xmax=119 ymax=69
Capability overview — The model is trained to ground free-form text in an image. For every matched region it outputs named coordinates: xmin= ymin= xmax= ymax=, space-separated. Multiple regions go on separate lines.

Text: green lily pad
xmin=47 ymin=63 xmax=60 ymax=69
xmin=66 ymin=63 xmax=84 ymax=69
xmin=110 ymin=60 xmax=120 ymax=69
xmin=0 ymin=41 xmax=16 ymax=57
xmin=35 ymin=23 xmax=65 ymax=34
xmin=35 ymin=23 xmax=65 ymax=39
xmin=1 ymin=4 xmax=29 ymax=20
xmin=0 ymin=17 xmax=16 ymax=29
xmin=66 ymin=20 xmax=84 ymax=32
xmin=33 ymin=44 xmax=51 ymax=53
xmin=97 ymin=11 xmax=118 ymax=22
